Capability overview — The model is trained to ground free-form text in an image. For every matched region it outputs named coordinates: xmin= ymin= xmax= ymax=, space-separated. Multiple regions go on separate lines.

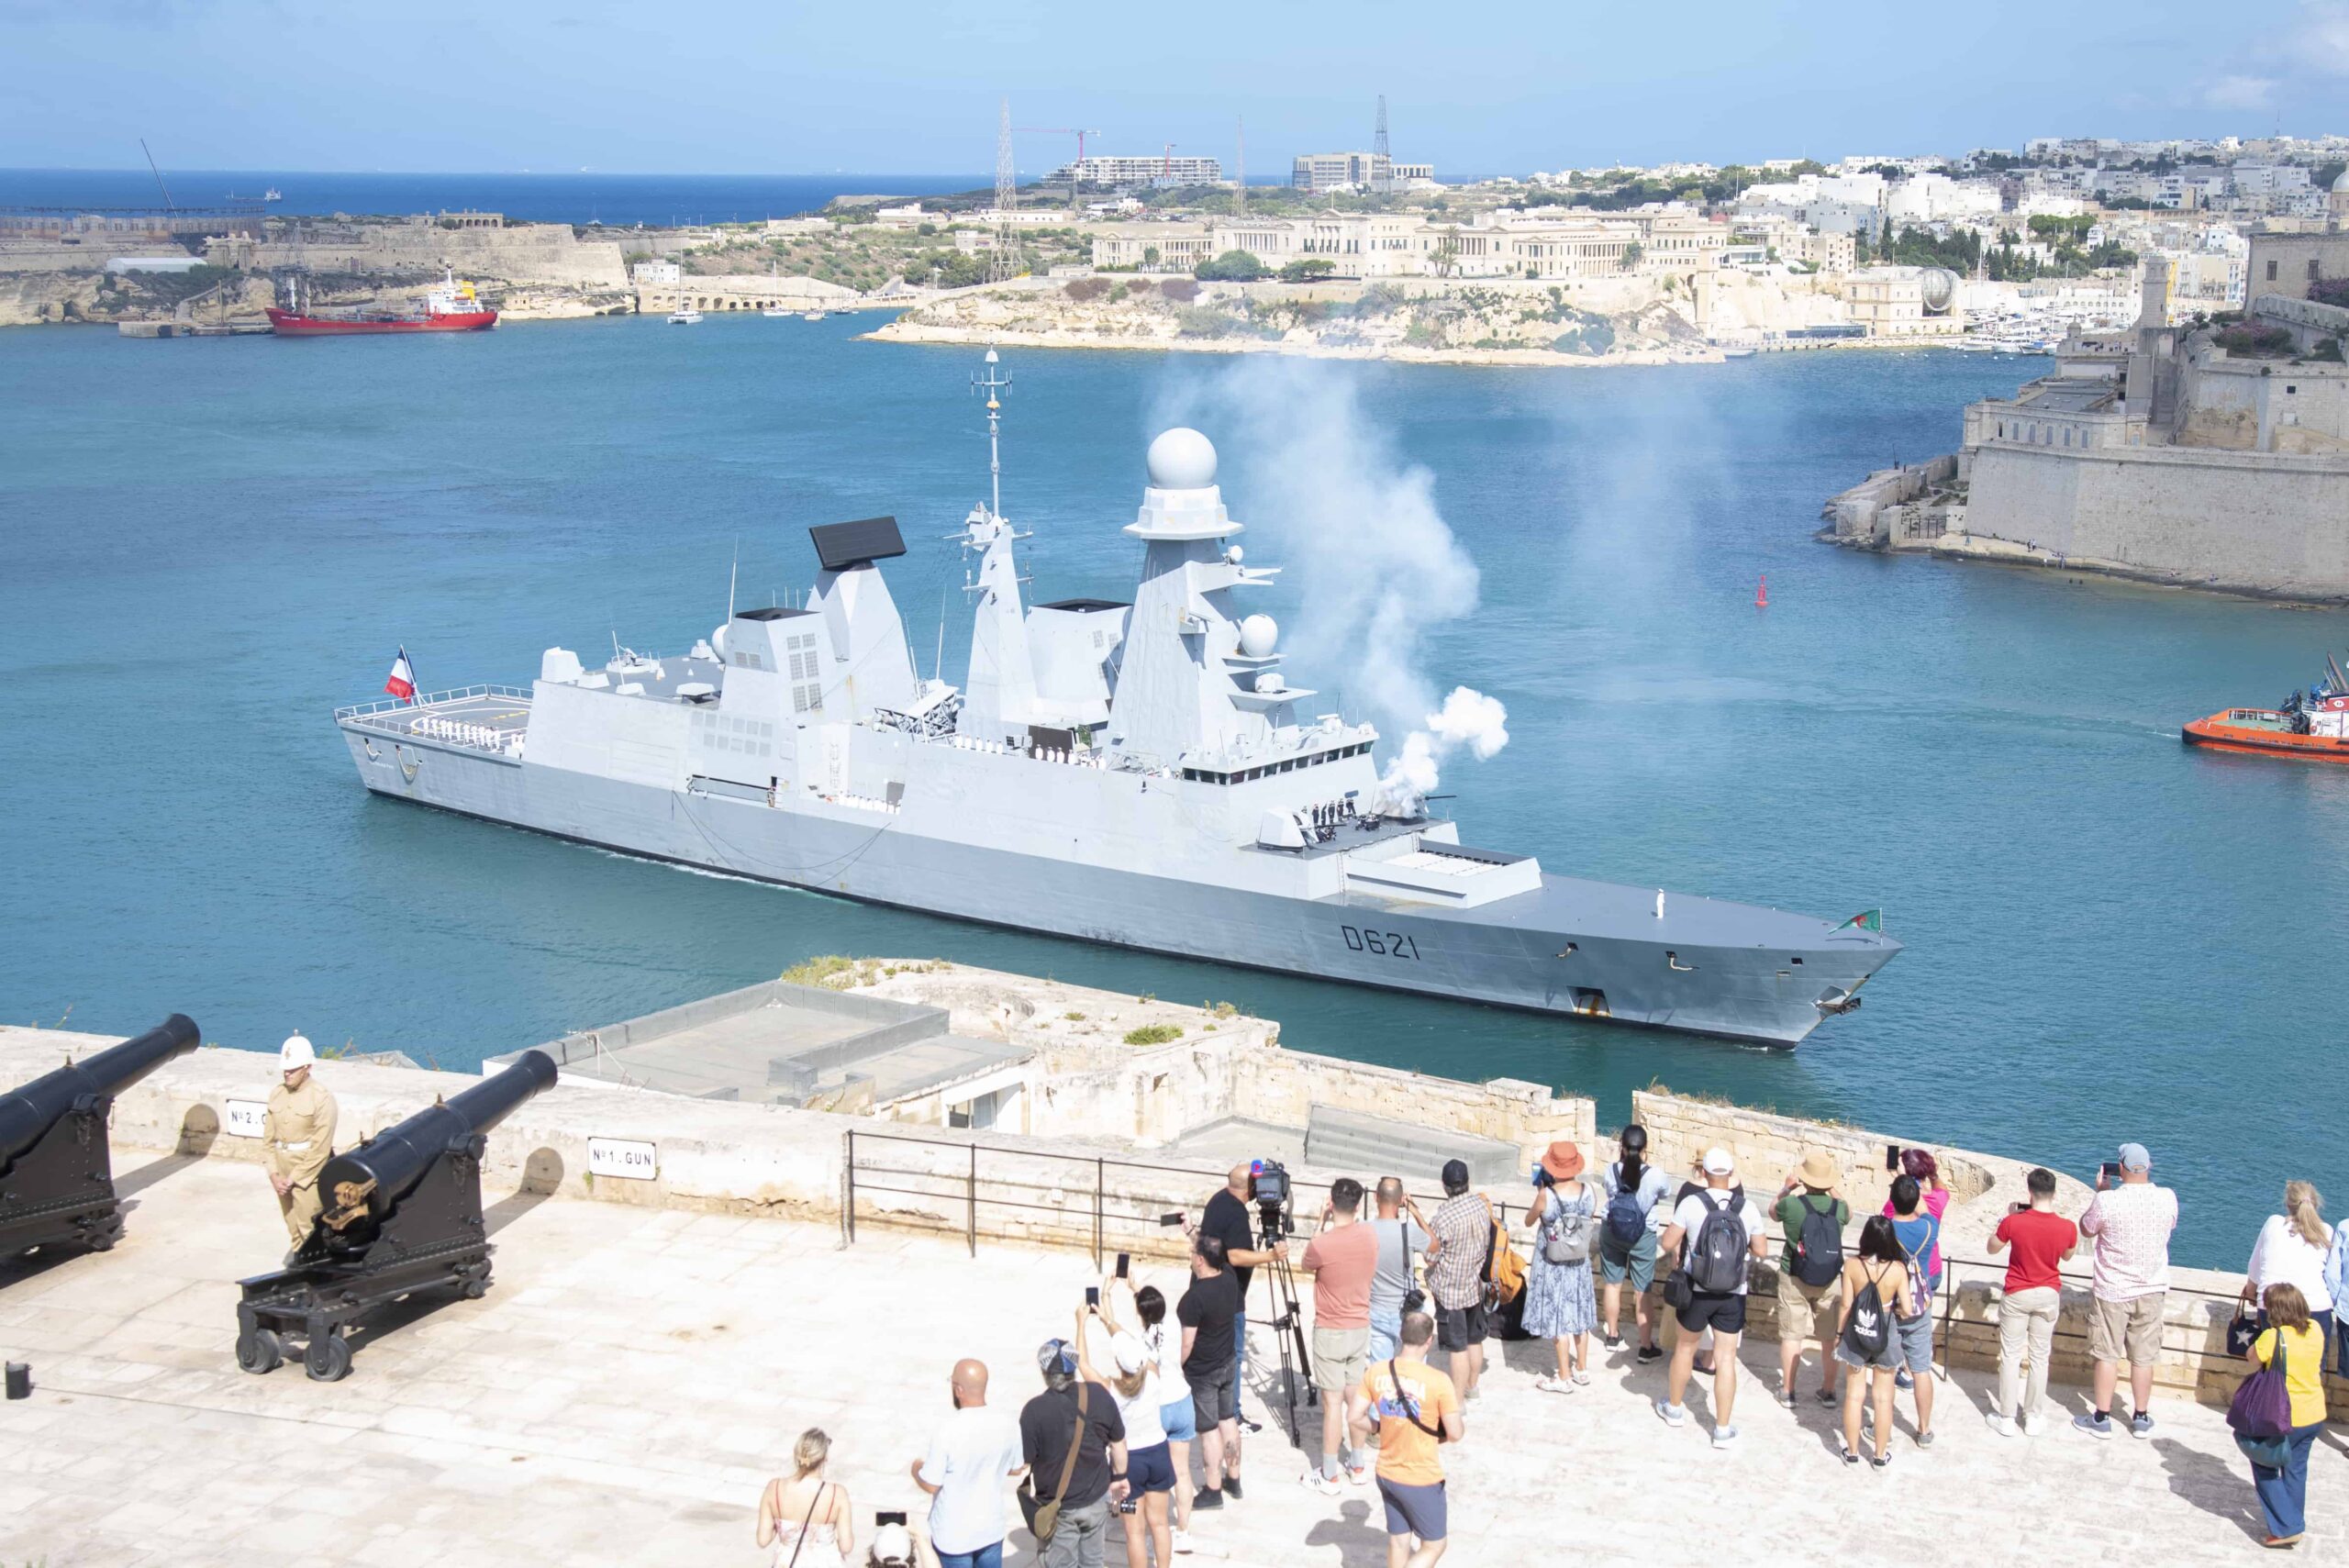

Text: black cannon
xmin=235 ymin=1050 xmax=557 ymax=1382
xmin=0 ymin=1014 xmax=200 ymax=1260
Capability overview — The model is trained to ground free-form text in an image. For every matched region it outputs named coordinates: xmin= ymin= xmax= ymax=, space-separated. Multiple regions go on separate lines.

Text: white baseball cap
xmin=1700 ymin=1146 xmax=1735 ymax=1177
xmin=1112 ymin=1331 xmax=1151 ymax=1375
xmin=279 ymin=1035 xmax=316 ymax=1071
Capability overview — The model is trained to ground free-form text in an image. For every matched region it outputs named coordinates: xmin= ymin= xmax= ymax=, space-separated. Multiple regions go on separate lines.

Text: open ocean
xmin=3 ymin=314 xmax=2343 ymax=1268
xmin=0 ymin=170 xmax=991 ymax=226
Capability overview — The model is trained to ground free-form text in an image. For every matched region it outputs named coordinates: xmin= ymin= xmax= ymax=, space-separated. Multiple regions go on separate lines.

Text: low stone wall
xmin=1241 ymin=1051 xmax=1593 ymax=1152
xmin=6 ymin=1026 xmax=2328 ymax=1414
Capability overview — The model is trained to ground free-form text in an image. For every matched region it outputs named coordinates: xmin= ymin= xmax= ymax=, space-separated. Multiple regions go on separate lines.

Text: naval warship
xmin=335 ymin=355 xmax=1898 ymax=1044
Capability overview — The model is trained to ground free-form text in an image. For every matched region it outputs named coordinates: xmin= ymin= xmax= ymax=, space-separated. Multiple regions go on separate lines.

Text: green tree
xmin=1276 ymin=257 xmax=1337 ymax=283
xmin=1618 ymin=240 xmax=1642 ymax=272
xmin=1195 ymin=250 xmax=1268 ymax=282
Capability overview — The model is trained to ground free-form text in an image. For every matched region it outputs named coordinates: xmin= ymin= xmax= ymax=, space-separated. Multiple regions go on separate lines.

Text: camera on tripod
xmin=1250 ymin=1157 xmax=1290 ymax=1209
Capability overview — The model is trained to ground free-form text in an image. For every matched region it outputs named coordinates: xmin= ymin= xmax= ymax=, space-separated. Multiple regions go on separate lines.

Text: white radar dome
xmin=1146 ymin=427 xmax=1219 ymax=491
xmin=1239 ymin=614 xmax=1278 ymax=659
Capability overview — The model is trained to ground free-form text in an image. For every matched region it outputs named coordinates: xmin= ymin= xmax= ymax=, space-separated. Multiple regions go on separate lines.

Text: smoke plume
xmin=1152 ymin=360 xmax=1507 ymax=810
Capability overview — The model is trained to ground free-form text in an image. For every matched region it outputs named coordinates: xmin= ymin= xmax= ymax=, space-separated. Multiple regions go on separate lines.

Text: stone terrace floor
xmin=3 ymin=1155 xmax=2341 ymax=1567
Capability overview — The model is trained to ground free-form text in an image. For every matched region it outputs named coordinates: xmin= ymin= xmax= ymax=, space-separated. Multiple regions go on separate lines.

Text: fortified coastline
xmin=1823 ymin=248 xmax=2349 ymax=603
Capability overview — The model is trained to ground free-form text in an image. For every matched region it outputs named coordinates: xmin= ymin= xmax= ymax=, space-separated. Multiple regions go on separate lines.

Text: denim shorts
xmin=1159 ymin=1395 xmax=1197 ymax=1443
xmin=1190 ymin=1366 xmax=1237 ymax=1429
xmin=1367 ymin=1310 xmax=1402 ymax=1362
xmin=1896 ymin=1309 xmax=1934 ymax=1374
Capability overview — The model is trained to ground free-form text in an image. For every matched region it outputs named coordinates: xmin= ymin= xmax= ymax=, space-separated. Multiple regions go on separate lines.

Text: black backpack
xmin=1841 ymin=1262 xmax=1892 ymax=1361
xmin=1790 ymin=1195 xmax=1843 ymax=1288
xmin=1685 ymin=1189 xmax=1750 ymax=1296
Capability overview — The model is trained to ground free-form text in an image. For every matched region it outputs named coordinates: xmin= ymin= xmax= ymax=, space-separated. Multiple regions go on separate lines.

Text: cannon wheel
xmin=304 ymin=1329 xmax=351 ymax=1383
xmin=237 ymin=1328 xmax=283 ymax=1375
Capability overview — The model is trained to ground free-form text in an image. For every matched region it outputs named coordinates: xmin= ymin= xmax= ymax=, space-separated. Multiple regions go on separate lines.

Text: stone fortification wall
xmin=4 ymin=1025 xmax=2328 ymax=1413
xmin=210 ymin=223 xmax=629 ymax=289
xmin=1823 ymin=455 xmax=1959 ymax=543
xmin=1962 ymin=440 xmax=2349 ymax=601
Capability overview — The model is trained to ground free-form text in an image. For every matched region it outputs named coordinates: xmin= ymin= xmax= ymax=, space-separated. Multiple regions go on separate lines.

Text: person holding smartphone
xmin=2075 ymin=1141 xmax=2177 ymax=1440
xmin=1075 ymin=1303 xmax=1173 ymax=1568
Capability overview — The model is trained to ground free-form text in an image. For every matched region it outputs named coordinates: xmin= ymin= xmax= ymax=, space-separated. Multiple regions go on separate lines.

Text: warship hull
xmin=339 ymin=719 xmax=1895 ymax=1045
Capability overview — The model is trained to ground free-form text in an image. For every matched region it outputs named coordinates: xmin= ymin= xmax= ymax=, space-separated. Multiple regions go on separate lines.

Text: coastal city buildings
xmin=1044 ymin=153 xmax=1223 ymax=187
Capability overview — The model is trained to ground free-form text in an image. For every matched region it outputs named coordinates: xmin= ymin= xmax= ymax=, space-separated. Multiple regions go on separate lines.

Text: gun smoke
xmin=1152 ymin=359 xmax=1508 ymax=811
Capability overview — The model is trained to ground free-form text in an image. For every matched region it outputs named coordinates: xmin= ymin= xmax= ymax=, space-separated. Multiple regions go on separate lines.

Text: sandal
xmin=1535 ymin=1374 xmax=1574 ymax=1395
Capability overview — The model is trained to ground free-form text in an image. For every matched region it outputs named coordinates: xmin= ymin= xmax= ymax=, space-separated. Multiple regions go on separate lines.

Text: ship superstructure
xmin=334 ymin=355 xmax=1898 ymax=1044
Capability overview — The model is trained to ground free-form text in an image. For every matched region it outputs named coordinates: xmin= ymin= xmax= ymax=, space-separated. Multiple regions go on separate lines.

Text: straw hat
xmin=1539 ymin=1141 xmax=1586 ymax=1182
xmin=1795 ymin=1149 xmax=1839 ymax=1189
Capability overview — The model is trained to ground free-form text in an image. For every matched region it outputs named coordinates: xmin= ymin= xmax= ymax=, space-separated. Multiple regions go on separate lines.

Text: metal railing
xmin=334 ymin=684 xmax=531 ymax=722
xmin=842 ymin=1129 xmax=1461 ymax=1264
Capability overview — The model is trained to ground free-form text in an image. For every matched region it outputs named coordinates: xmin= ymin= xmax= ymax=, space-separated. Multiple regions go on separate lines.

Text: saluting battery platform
xmin=334 ymin=354 xmax=1898 ymax=1045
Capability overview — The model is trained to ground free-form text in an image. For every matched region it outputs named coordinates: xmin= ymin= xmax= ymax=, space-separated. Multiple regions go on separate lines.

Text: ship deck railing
xmin=335 ymin=684 xmax=532 ymax=724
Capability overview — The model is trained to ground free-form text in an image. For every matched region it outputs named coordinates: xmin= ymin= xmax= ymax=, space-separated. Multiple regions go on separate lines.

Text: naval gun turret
xmin=234 ymin=1050 xmax=557 ymax=1381
xmin=0 ymin=1014 xmax=200 ymax=1261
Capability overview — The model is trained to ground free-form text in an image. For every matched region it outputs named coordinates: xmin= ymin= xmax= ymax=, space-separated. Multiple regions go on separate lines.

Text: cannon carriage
xmin=236 ymin=1049 xmax=556 ymax=1381
xmin=0 ymin=1015 xmax=200 ymax=1260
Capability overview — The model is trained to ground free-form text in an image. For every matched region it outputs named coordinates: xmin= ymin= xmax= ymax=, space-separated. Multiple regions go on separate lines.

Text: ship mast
xmin=974 ymin=348 xmax=1011 ymax=520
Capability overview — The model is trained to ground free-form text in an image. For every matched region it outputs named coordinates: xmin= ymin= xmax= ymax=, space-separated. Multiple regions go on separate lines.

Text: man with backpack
xmin=1655 ymin=1147 xmax=1771 ymax=1450
xmin=1773 ymin=1150 xmax=1851 ymax=1410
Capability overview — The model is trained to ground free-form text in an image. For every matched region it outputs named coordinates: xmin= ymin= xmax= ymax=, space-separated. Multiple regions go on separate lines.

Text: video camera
xmin=1251 ymin=1158 xmax=1292 ymax=1240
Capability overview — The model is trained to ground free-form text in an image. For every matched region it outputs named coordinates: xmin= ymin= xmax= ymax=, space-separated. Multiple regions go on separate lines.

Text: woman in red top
xmin=1984 ymin=1166 xmax=2079 ymax=1435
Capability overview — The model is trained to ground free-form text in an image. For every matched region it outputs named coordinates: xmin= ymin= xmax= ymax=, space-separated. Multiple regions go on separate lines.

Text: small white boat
xmin=802 ymin=310 xmax=824 ymax=322
xmin=668 ymin=304 xmax=703 ymax=325
xmin=762 ymin=307 xmax=794 ymax=318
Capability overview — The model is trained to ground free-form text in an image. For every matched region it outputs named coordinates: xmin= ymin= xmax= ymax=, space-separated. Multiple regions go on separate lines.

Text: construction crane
xmin=1163 ymin=142 xmax=1176 ymax=182
xmin=1015 ymin=127 xmax=1101 ymax=207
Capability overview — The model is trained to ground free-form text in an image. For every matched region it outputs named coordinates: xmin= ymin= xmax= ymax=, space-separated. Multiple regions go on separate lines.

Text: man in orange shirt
xmin=1345 ymin=1311 xmax=1464 ymax=1568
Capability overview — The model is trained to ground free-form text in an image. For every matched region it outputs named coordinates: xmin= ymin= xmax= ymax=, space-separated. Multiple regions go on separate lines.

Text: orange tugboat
xmin=2183 ymin=653 xmax=2349 ymax=763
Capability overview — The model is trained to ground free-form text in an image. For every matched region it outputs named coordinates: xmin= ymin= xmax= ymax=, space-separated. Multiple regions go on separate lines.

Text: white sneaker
xmin=1301 ymin=1471 xmax=1341 ymax=1497
xmin=2019 ymin=1411 xmax=2047 ymax=1438
xmin=1986 ymin=1414 xmax=2020 ymax=1439
xmin=1571 ymin=1368 xmax=1592 ymax=1386
xmin=1654 ymin=1398 xmax=1687 ymax=1428
xmin=1711 ymin=1424 xmax=1741 ymax=1450
xmin=1172 ymin=1528 xmax=1196 ymax=1555
xmin=1535 ymin=1374 xmax=1575 ymax=1394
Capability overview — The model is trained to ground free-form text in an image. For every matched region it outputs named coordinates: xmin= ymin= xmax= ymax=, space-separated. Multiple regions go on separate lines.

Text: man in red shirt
xmin=1985 ymin=1166 xmax=2078 ymax=1436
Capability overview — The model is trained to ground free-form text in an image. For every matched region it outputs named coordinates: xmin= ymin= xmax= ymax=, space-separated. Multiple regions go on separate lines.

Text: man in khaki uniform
xmin=264 ymin=1035 xmax=338 ymax=1251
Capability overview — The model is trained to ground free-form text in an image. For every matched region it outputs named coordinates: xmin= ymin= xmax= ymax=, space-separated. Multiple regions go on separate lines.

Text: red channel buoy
xmin=1755 ymin=574 xmax=1769 ymax=608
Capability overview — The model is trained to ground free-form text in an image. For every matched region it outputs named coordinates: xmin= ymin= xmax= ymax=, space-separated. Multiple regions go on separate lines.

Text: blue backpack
xmin=1604 ymin=1168 xmax=1648 ymax=1248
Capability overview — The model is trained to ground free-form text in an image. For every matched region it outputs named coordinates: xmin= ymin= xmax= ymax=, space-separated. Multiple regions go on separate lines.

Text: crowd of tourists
xmin=753 ymin=1144 xmax=2344 ymax=1564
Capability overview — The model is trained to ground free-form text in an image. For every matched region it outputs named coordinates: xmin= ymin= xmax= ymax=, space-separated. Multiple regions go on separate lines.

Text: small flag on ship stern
xmin=384 ymin=648 xmax=417 ymax=705
xmin=1834 ymin=909 xmax=1883 ymax=933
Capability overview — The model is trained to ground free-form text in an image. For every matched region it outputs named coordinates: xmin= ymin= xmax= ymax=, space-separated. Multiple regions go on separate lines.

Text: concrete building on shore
xmin=1825 ymin=257 xmax=2349 ymax=600
xmin=1090 ymin=206 xmax=1724 ymax=283
xmin=1842 ymin=265 xmax=1967 ymax=337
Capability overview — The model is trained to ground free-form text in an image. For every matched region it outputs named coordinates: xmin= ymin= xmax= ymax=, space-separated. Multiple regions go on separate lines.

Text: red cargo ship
xmin=268 ymin=269 xmax=496 ymax=336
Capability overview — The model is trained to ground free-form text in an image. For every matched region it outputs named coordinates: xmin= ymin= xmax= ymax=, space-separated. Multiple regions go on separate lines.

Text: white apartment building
xmin=1292 ymin=151 xmax=1390 ymax=192
xmin=630 ymin=260 xmax=681 ymax=285
xmin=1088 ymin=206 xmax=1721 ymax=282
xmin=1048 ymin=155 xmax=1223 ymax=187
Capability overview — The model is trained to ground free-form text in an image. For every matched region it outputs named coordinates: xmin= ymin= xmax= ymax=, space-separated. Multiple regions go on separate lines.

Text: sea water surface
xmin=4 ymin=318 xmax=2344 ymax=1268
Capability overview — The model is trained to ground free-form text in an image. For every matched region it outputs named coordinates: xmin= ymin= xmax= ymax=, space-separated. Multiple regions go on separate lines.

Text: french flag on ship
xmin=384 ymin=648 xmax=417 ymax=705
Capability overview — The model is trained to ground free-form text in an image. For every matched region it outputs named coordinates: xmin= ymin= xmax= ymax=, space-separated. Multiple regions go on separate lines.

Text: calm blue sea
xmin=0 ymin=170 xmax=990 ymax=226
xmin=3 ymin=317 xmax=2343 ymax=1269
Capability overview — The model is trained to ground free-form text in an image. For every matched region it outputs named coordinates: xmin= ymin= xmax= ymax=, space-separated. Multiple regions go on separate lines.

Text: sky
xmin=3 ymin=0 xmax=2346 ymax=175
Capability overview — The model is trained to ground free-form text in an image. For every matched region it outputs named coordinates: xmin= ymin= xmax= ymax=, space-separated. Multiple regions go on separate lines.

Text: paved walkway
xmin=1 ymin=1155 xmax=2338 ymax=1566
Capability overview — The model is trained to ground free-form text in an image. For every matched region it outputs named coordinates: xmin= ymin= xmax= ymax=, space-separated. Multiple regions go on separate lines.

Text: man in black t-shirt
xmin=1018 ymin=1337 xmax=1127 ymax=1568
xmin=1198 ymin=1163 xmax=1287 ymax=1473
xmin=1176 ymin=1233 xmax=1242 ymax=1511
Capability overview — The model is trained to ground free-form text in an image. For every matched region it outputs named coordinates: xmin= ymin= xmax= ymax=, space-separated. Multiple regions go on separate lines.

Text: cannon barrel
xmin=317 ymin=1050 xmax=556 ymax=1226
xmin=0 ymin=1014 xmax=199 ymax=1166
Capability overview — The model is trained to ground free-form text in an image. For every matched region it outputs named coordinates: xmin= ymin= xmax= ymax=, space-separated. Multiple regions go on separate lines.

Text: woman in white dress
xmin=757 ymin=1428 xmax=856 ymax=1568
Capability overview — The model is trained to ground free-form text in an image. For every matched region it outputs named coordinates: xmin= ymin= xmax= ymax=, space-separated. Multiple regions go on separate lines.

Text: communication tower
xmin=1373 ymin=95 xmax=1391 ymax=194
xmin=991 ymin=98 xmax=1018 ymax=284
xmin=1236 ymin=117 xmax=1246 ymax=216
